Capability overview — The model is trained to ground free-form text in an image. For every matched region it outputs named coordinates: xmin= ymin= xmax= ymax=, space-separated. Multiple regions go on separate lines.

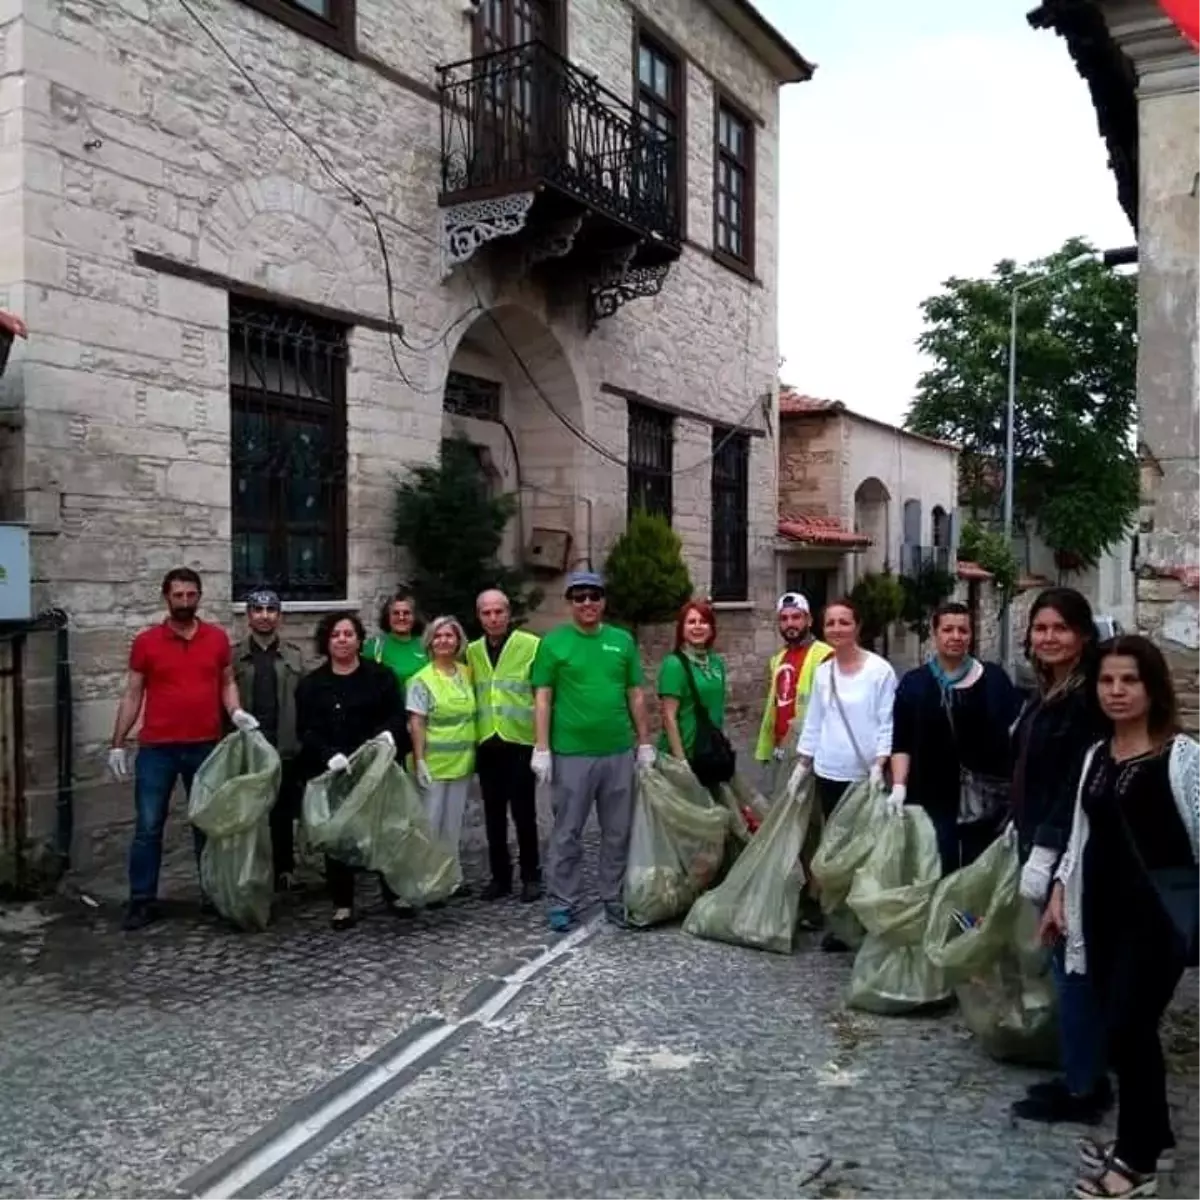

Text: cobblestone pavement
xmin=1 ymin=798 xmax=1197 ymax=1199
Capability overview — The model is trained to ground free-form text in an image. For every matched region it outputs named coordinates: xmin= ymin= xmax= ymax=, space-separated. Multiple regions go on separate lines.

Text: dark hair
xmin=314 ymin=610 xmax=367 ymax=657
xmin=1024 ymin=587 xmax=1098 ymax=685
xmin=1098 ymin=634 xmax=1180 ymax=742
xmin=823 ymin=596 xmax=860 ymax=626
xmin=673 ymin=600 xmax=717 ymax=651
xmin=161 ymin=567 xmax=202 ymax=596
xmin=378 ymin=588 xmax=424 ymax=635
xmin=932 ymin=601 xmax=971 ymax=630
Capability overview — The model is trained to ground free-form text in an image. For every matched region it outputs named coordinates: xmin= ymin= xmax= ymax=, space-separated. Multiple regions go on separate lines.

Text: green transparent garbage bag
xmin=302 ymin=737 xmax=461 ymax=906
xmin=188 ymin=730 xmax=281 ymax=931
xmin=714 ymin=773 xmax=770 ymax=846
xmin=682 ymin=772 xmax=817 ymax=954
xmin=623 ymin=756 xmax=730 ymax=928
xmin=924 ymin=831 xmax=1059 ymax=1065
xmin=810 ymin=778 xmax=887 ymax=950
xmin=845 ymin=807 xmax=951 ymax=1013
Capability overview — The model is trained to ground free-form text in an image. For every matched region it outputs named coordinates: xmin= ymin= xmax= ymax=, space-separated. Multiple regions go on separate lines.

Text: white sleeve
xmin=405 ymin=679 xmax=433 ymax=716
xmin=874 ymin=658 xmax=897 ymax=758
xmin=797 ymin=662 xmax=827 ymax=758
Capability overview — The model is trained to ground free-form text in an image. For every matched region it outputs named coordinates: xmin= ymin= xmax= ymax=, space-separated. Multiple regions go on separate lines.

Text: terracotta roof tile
xmin=779 ymin=387 xmax=841 ymax=415
xmin=956 ymin=560 xmax=993 ymax=582
xmin=778 ymin=514 xmax=870 ymax=548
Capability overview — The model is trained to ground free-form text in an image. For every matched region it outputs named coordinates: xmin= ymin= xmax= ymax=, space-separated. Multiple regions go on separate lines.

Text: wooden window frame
xmin=235 ymin=0 xmax=356 ymax=56
xmin=710 ymin=427 xmax=750 ymax=602
xmin=712 ymin=90 xmax=756 ymax=279
xmin=632 ymin=17 xmax=687 ymax=239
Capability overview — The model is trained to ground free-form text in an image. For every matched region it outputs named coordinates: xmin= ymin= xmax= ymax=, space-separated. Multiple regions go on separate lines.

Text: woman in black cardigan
xmin=295 ymin=610 xmax=411 ymax=929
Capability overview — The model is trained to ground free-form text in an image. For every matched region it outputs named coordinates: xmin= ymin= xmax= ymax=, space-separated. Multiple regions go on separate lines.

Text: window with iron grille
xmin=710 ymin=427 xmax=749 ymax=601
xmin=627 ymin=401 xmax=674 ymax=522
xmin=229 ymin=297 xmax=348 ymax=601
xmin=444 ymin=371 xmax=502 ymax=422
xmin=235 ymin=0 xmax=355 ymax=55
xmin=713 ymin=97 xmax=754 ymax=272
xmin=635 ymin=29 xmax=684 ymax=226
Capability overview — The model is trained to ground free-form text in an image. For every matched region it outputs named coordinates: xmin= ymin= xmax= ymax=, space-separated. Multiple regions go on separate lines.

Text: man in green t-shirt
xmin=531 ymin=570 xmax=654 ymax=931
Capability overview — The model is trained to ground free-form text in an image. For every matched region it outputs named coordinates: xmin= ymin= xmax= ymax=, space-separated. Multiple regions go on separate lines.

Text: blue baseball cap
xmin=246 ymin=588 xmax=281 ymax=610
xmin=564 ymin=570 xmax=604 ymax=595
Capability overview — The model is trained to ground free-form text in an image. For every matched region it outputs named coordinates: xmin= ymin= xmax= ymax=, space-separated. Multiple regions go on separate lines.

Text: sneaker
xmin=604 ymin=902 xmax=630 ymax=929
xmin=480 ymin=879 xmax=511 ymax=902
xmin=122 ymin=901 xmax=158 ymax=932
xmin=547 ymin=907 xmax=574 ymax=933
xmin=520 ymin=879 xmax=545 ymax=904
xmin=1012 ymin=1085 xmax=1110 ymax=1125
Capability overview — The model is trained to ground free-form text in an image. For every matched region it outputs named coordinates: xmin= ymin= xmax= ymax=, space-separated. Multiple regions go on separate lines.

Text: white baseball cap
xmin=777 ymin=591 xmax=810 ymax=614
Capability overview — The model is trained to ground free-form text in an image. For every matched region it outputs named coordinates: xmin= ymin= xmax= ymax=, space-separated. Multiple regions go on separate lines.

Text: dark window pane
xmin=710 ymin=427 xmax=749 ymax=601
xmin=289 ymin=0 xmax=331 ymax=17
xmin=627 ymin=401 xmax=674 ymax=523
xmin=444 ymin=370 xmax=502 ymax=421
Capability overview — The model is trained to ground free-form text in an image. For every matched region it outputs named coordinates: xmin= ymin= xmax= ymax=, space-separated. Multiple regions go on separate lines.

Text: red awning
xmin=778 ymin=515 xmax=870 ymax=548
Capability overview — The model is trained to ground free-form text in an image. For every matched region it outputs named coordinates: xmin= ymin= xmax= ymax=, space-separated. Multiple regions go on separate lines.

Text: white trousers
xmin=423 ymin=778 xmax=470 ymax=857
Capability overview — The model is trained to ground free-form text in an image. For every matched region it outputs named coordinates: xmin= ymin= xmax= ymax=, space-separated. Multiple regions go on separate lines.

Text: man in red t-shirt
xmin=109 ymin=568 xmax=258 ymax=930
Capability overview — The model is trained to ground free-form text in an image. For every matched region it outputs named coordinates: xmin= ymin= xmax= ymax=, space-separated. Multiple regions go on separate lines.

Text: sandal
xmin=1079 ymin=1139 xmax=1174 ymax=1175
xmin=1074 ymin=1158 xmax=1157 ymax=1198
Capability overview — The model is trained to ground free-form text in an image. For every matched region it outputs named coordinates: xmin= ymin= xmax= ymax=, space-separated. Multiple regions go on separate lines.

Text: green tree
xmin=848 ymin=571 xmax=905 ymax=652
xmin=603 ymin=509 xmax=693 ymax=637
xmin=906 ymin=237 xmax=1138 ymax=569
xmin=392 ymin=436 xmax=540 ymax=637
xmin=958 ymin=519 xmax=1020 ymax=595
xmin=900 ymin=561 xmax=957 ymax=644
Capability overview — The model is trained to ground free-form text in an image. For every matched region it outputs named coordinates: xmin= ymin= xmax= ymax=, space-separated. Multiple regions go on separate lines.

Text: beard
xmin=169 ymin=605 xmax=198 ymax=623
xmin=781 ymin=625 xmax=808 ymax=644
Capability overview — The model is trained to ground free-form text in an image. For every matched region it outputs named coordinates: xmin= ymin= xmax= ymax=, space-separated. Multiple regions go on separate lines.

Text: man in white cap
xmin=753 ymin=591 xmax=832 ymax=791
xmin=530 ymin=569 xmax=655 ymax=932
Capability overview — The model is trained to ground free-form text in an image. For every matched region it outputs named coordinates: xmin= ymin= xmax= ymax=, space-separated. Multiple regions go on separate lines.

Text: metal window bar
xmin=229 ymin=298 xmax=348 ymax=601
xmin=444 ymin=371 xmax=502 ymax=422
xmin=710 ymin=428 xmax=749 ymax=601
xmin=626 ymin=402 xmax=674 ymax=521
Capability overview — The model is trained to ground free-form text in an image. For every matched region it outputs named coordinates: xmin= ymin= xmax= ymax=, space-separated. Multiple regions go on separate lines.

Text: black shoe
xmin=821 ymin=933 xmax=850 ymax=953
xmin=275 ymin=872 xmax=305 ymax=894
xmin=390 ymin=902 xmax=416 ymax=919
xmin=1012 ymin=1085 xmax=1110 ymax=1125
xmin=451 ymin=883 xmax=473 ymax=901
xmin=331 ymin=907 xmax=357 ymax=931
xmin=1028 ymin=1075 xmax=1112 ymax=1108
xmin=199 ymin=896 xmax=217 ymax=916
xmin=122 ymin=902 xmax=158 ymax=931
xmin=1026 ymin=1077 xmax=1070 ymax=1102
xmin=480 ymin=879 xmax=511 ymax=901
xmin=520 ymin=879 xmax=545 ymax=904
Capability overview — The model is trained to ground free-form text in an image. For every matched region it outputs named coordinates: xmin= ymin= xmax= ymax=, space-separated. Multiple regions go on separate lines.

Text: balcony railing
xmin=437 ymin=41 xmax=681 ymax=249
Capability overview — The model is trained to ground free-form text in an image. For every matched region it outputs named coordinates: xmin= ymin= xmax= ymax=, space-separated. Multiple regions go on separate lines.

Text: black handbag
xmin=674 ymin=651 xmax=736 ymax=787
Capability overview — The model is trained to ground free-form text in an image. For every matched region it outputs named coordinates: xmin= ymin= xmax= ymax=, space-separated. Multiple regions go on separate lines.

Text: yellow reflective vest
xmin=465 ymin=629 xmax=538 ymax=746
xmin=412 ymin=663 xmax=477 ymax=780
xmin=753 ymin=640 xmax=833 ymax=761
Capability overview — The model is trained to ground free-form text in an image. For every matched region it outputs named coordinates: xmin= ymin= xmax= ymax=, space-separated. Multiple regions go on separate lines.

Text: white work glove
xmin=107 ymin=747 xmax=130 ymax=781
xmin=378 ymin=730 xmax=396 ymax=749
xmin=327 ymin=753 xmax=350 ymax=774
xmin=231 ymin=708 xmax=260 ymax=733
xmin=886 ymin=784 xmax=907 ymax=815
xmin=531 ymin=747 xmax=552 ymax=785
xmin=788 ymin=760 xmax=811 ymax=794
xmin=635 ymin=744 xmax=657 ymax=769
xmin=1019 ymin=846 xmax=1058 ymax=903
xmin=772 ymin=745 xmax=788 ymax=762
xmin=869 ymin=762 xmax=886 ymax=790
xmin=415 ymin=760 xmax=434 ymax=788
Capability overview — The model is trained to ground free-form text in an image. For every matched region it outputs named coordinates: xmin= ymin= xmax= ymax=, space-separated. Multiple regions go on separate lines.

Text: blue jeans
xmin=128 ymin=742 xmax=214 ymax=902
xmin=1051 ymin=941 xmax=1107 ymax=1095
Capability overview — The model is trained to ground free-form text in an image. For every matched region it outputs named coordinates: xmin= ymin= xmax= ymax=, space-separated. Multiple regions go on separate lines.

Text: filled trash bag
xmin=845 ymin=807 xmax=951 ymax=1013
xmin=682 ymin=772 xmax=817 ymax=954
xmin=623 ymin=756 xmax=730 ymax=928
xmin=188 ymin=730 xmax=281 ymax=931
xmin=810 ymin=778 xmax=887 ymax=950
xmin=924 ymin=830 xmax=1058 ymax=1065
xmin=303 ymin=737 xmax=461 ymax=906
xmin=714 ymin=773 xmax=769 ymax=845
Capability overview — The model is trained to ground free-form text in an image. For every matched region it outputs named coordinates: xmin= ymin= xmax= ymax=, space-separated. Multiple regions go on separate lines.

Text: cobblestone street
xmin=1 ymin=802 xmax=1196 ymax=1200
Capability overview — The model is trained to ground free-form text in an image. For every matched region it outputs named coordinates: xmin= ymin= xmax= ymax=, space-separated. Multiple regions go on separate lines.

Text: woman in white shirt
xmin=794 ymin=597 xmax=896 ymax=819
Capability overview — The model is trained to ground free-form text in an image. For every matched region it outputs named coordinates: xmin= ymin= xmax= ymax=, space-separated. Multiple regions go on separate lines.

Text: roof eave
xmin=703 ymin=0 xmax=815 ymax=83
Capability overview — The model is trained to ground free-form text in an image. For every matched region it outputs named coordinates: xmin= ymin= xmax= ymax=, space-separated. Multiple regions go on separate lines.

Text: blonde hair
xmin=422 ymin=615 xmax=468 ymax=659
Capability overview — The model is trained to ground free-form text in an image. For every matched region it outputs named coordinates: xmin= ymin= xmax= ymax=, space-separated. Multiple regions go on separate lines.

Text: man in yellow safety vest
xmin=466 ymin=589 xmax=543 ymax=903
xmin=754 ymin=592 xmax=832 ymax=792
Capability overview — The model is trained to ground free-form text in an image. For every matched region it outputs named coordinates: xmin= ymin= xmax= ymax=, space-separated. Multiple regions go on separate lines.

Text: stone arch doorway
xmin=854 ymin=476 xmax=891 ymax=577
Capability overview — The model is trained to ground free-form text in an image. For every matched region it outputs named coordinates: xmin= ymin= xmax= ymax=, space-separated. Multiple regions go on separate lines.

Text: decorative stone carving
xmin=441 ymin=192 xmax=536 ymax=277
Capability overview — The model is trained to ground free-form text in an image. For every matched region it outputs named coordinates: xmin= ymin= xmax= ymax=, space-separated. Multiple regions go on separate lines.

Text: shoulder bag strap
xmin=829 ymin=661 xmax=871 ymax=774
xmin=675 ymin=651 xmax=715 ymax=728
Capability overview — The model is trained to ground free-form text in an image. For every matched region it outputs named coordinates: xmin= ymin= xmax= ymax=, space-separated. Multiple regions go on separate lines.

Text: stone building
xmin=0 ymin=0 xmax=811 ymax=878
xmin=1030 ymin=0 xmax=1198 ymax=727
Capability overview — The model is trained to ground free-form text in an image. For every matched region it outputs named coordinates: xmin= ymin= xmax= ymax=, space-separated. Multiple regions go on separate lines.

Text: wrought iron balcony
xmin=437 ymin=40 xmax=682 ymax=291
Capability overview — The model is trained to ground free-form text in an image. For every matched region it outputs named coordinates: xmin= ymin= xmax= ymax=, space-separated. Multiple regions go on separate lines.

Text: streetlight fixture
xmin=998 ymin=245 xmax=1138 ymax=677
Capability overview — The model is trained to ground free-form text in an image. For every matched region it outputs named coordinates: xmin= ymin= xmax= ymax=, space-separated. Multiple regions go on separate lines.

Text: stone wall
xmin=0 ymin=0 xmax=799 ymax=876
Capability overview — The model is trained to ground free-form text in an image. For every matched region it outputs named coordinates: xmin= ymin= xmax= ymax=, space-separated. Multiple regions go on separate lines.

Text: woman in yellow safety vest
xmin=406 ymin=615 xmax=477 ymax=886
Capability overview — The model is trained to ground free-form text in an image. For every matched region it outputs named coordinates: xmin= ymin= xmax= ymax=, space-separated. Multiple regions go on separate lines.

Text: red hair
xmin=674 ymin=600 xmax=717 ymax=651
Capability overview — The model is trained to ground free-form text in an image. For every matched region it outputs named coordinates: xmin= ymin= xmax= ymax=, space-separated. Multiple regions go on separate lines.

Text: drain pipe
xmin=49 ymin=609 xmax=73 ymax=867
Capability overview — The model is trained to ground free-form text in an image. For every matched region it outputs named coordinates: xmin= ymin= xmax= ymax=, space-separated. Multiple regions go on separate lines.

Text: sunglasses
xmin=569 ymin=590 xmax=604 ymax=604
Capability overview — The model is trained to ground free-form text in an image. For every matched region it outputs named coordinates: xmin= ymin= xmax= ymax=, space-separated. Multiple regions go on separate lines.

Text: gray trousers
xmin=547 ymin=751 xmax=635 ymax=911
xmin=423 ymin=779 xmax=470 ymax=864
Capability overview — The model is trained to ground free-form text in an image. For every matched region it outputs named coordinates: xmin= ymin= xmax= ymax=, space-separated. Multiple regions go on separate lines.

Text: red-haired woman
xmin=657 ymin=601 xmax=727 ymax=763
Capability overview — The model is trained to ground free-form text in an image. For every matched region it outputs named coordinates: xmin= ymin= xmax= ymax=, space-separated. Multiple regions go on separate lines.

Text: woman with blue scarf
xmin=890 ymin=601 xmax=1021 ymax=874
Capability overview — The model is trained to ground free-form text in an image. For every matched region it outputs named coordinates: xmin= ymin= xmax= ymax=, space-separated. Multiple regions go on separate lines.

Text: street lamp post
xmin=998 ymin=246 xmax=1137 ymax=677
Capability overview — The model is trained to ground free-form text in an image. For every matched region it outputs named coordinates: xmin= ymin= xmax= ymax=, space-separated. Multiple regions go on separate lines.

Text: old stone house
xmin=0 ymin=0 xmax=811 ymax=880
xmin=1030 ymin=0 xmax=1198 ymax=728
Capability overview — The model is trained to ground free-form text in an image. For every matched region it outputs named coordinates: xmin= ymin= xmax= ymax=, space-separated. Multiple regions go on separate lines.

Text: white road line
xmin=196 ymin=918 xmax=599 ymax=1200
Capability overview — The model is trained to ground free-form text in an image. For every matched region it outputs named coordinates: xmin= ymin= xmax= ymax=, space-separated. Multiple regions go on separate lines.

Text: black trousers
xmin=325 ymin=857 xmax=398 ymax=910
xmin=269 ymin=756 xmax=304 ymax=877
xmin=815 ymin=776 xmax=852 ymax=820
xmin=476 ymin=736 xmax=541 ymax=885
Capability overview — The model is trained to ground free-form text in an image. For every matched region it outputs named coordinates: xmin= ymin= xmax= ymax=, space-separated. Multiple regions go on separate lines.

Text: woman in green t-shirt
xmin=363 ymin=589 xmax=429 ymax=693
xmin=657 ymin=600 xmax=726 ymax=760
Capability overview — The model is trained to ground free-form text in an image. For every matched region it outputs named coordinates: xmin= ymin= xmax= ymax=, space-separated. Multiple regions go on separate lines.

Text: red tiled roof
xmin=778 ymin=514 xmax=870 ymax=548
xmin=956 ymin=560 xmax=993 ymax=582
xmin=779 ymin=387 xmax=841 ymax=415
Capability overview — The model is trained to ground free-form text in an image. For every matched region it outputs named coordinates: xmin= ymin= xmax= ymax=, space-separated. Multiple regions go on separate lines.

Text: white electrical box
xmin=0 ymin=524 xmax=32 ymax=621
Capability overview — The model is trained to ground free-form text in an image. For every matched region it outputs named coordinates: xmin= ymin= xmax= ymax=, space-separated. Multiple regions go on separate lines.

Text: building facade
xmin=0 ymin=0 xmax=810 ymax=877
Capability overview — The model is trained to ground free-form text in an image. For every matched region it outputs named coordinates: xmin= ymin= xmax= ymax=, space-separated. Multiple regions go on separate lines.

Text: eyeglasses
xmin=569 ymin=590 xmax=604 ymax=604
